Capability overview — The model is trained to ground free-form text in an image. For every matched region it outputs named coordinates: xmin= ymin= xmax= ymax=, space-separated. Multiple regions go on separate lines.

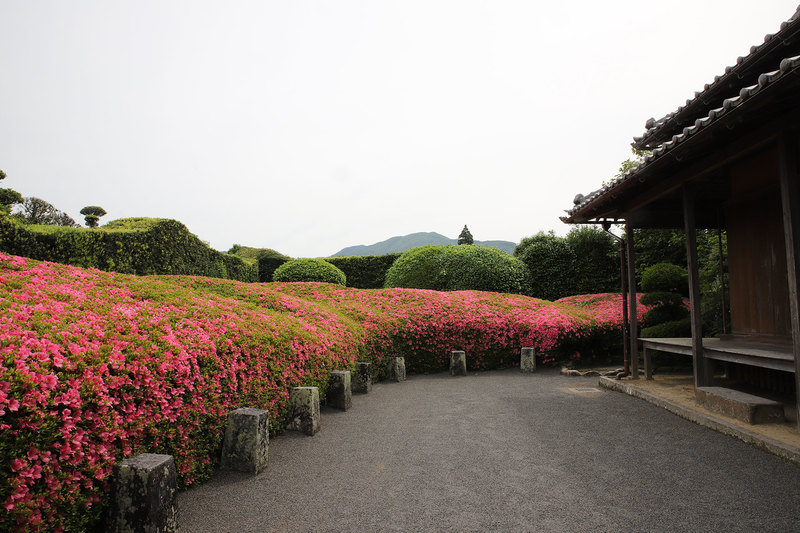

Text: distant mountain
xmin=331 ymin=232 xmax=517 ymax=257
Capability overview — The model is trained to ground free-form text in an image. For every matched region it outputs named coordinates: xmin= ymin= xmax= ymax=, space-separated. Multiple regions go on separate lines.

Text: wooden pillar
xmin=625 ymin=221 xmax=639 ymax=379
xmin=683 ymin=186 xmax=711 ymax=387
xmin=778 ymin=132 xmax=800 ymax=428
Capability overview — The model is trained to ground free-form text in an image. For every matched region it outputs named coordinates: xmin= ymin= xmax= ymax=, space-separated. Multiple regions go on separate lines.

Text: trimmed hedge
xmin=0 ymin=216 xmax=256 ymax=282
xmin=257 ymin=250 xmax=291 ymax=283
xmin=516 ymin=237 xmax=576 ymax=301
xmin=273 ymin=258 xmax=347 ymax=285
xmin=324 ymin=253 xmax=400 ymax=289
xmin=384 ymin=245 xmax=530 ymax=294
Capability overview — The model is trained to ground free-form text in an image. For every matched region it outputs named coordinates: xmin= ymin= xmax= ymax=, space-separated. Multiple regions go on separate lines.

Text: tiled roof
xmin=564 ymin=53 xmax=800 ymax=222
xmin=632 ymin=5 xmax=800 ymax=151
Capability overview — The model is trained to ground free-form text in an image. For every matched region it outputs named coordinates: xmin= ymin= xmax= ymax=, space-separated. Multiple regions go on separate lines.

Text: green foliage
xmin=228 ymin=245 xmax=287 ymax=265
xmin=15 ymin=197 xmax=77 ymax=226
xmin=515 ymin=235 xmax=576 ymax=300
xmin=0 ymin=216 xmax=256 ymax=281
xmin=641 ymin=318 xmax=692 ymax=338
xmin=457 ymin=225 xmax=474 ymax=245
xmin=641 ymin=262 xmax=688 ymax=294
xmin=384 ymin=245 xmax=529 ymax=294
xmin=0 ymin=169 xmax=6 ymax=180
xmin=564 ymin=226 xmax=620 ymax=294
xmin=640 ymin=291 xmax=684 ymax=308
xmin=615 ymin=148 xmax=651 ymax=178
xmin=273 ymin=258 xmax=347 ymax=285
xmin=0 ymin=188 xmax=23 ymax=207
xmin=257 ymin=250 xmax=292 ymax=283
xmin=323 ymin=253 xmax=400 ymax=289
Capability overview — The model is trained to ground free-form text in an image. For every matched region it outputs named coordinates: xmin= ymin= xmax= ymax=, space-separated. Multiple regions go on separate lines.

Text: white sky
xmin=1 ymin=1 xmax=798 ymax=257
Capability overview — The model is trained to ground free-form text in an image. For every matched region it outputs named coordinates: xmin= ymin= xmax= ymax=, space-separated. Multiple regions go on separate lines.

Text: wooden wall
xmin=726 ymin=146 xmax=792 ymax=339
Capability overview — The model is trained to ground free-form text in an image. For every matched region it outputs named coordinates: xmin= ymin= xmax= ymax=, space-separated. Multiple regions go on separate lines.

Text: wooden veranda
xmin=562 ymin=6 xmax=800 ymax=426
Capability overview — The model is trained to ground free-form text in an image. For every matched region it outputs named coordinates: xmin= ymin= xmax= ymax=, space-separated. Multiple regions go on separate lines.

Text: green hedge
xmin=0 ymin=216 xmax=257 ymax=281
xmin=323 ymin=253 xmax=400 ymax=289
xmin=273 ymin=258 xmax=347 ymax=285
xmin=384 ymin=245 xmax=530 ymax=294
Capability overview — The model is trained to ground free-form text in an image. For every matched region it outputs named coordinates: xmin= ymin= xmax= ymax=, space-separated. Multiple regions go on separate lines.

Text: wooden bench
xmin=641 ymin=337 xmax=795 ymax=380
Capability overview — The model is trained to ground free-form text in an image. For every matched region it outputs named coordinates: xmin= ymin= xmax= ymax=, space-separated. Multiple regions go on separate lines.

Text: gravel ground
xmin=178 ymin=368 xmax=800 ymax=532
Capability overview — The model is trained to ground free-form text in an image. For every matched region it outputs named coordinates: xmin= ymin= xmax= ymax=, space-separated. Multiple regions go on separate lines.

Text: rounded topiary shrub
xmin=273 ymin=258 xmax=347 ymax=285
xmin=641 ymin=262 xmax=688 ymax=295
xmin=384 ymin=245 xmax=529 ymax=294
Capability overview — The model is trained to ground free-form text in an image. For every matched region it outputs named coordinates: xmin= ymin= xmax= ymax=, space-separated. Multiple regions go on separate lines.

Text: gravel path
xmin=178 ymin=368 xmax=800 ymax=532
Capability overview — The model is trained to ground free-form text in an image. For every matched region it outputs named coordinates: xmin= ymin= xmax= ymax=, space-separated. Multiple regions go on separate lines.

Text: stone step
xmin=695 ymin=386 xmax=785 ymax=425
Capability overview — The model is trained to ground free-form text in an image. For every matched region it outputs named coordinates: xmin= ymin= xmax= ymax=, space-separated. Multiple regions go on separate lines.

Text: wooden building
xmin=562 ymin=6 xmax=800 ymax=425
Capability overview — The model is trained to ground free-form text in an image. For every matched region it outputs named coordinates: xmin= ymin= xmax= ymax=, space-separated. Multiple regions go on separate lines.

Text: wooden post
xmin=625 ymin=221 xmax=639 ymax=379
xmin=620 ymin=236 xmax=630 ymax=376
xmin=778 ymin=132 xmax=800 ymax=429
xmin=683 ymin=186 xmax=711 ymax=387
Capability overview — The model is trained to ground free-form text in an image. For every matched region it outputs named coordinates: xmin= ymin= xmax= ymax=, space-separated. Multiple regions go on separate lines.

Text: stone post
xmin=221 ymin=407 xmax=269 ymax=474
xmin=520 ymin=347 xmax=536 ymax=373
xmin=353 ymin=362 xmax=372 ymax=394
xmin=450 ymin=350 xmax=467 ymax=376
xmin=328 ymin=370 xmax=352 ymax=410
xmin=388 ymin=356 xmax=406 ymax=382
xmin=108 ymin=453 xmax=178 ymax=533
xmin=287 ymin=386 xmax=320 ymax=435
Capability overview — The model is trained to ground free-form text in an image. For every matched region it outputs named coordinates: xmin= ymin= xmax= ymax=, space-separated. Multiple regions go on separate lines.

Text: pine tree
xmin=457 ymin=225 xmax=474 ymax=245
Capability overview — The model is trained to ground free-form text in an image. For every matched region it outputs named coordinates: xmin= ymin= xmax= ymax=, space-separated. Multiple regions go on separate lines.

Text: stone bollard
xmin=450 ymin=350 xmax=467 ymax=376
xmin=221 ymin=407 xmax=269 ymax=474
xmin=287 ymin=386 xmax=320 ymax=435
xmin=353 ymin=362 xmax=372 ymax=394
xmin=520 ymin=346 xmax=536 ymax=373
xmin=328 ymin=370 xmax=352 ymax=410
xmin=387 ymin=356 xmax=406 ymax=382
xmin=108 ymin=453 xmax=178 ymax=533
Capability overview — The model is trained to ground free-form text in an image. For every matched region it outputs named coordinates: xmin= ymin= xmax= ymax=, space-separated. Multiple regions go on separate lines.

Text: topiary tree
xmin=272 ymin=258 xmax=347 ymax=285
xmin=384 ymin=245 xmax=529 ymax=294
xmin=640 ymin=262 xmax=690 ymax=338
xmin=457 ymin=225 xmax=474 ymax=245
xmin=80 ymin=206 xmax=107 ymax=228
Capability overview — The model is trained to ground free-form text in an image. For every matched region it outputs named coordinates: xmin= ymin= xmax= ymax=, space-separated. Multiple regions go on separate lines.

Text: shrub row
xmin=323 ymin=253 xmax=401 ymax=289
xmin=0 ymin=253 xmax=649 ymax=531
xmin=0 ymin=216 xmax=256 ymax=282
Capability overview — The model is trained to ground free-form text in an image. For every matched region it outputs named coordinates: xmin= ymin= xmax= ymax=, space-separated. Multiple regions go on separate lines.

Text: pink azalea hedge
xmin=0 ymin=254 xmax=648 ymax=531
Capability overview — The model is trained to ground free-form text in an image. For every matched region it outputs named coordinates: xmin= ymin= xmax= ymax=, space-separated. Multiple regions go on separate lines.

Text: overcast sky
xmin=2 ymin=1 xmax=798 ymax=257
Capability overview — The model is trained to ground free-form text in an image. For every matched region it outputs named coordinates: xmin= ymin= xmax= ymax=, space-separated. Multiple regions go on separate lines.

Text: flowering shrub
xmin=0 ymin=254 xmax=648 ymax=531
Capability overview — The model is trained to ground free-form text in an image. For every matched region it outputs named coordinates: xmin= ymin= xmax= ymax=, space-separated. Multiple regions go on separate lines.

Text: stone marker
xmin=388 ymin=356 xmax=406 ymax=382
xmin=328 ymin=370 xmax=352 ymax=410
xmin=353 ymin=362 xmax=372 ymax=394
xmin=287 ymin=386 xmax=320 ymax=435
xmin=221 ymin=407 xmax=269 ymax=474
xmin=450 ymin=350 xmax=467 ymax=376
xmin=520 ymin=347 xmax=536 ymax=373
xmin=108 ymin=453 xmax=178 ymax=533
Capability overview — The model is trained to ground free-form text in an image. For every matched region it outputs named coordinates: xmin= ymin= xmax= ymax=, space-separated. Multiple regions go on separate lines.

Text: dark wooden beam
xmin=625 ymin=221 xmax=639 ymax=379
xmin=778 ymin=131 xmax=800 ymax=429
xmin=683 ymin=186 xmax=712 ymax=387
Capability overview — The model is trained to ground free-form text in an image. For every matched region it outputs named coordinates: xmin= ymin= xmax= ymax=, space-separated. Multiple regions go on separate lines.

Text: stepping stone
xmin=695 ymin=386 xmax=785 ymax=424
